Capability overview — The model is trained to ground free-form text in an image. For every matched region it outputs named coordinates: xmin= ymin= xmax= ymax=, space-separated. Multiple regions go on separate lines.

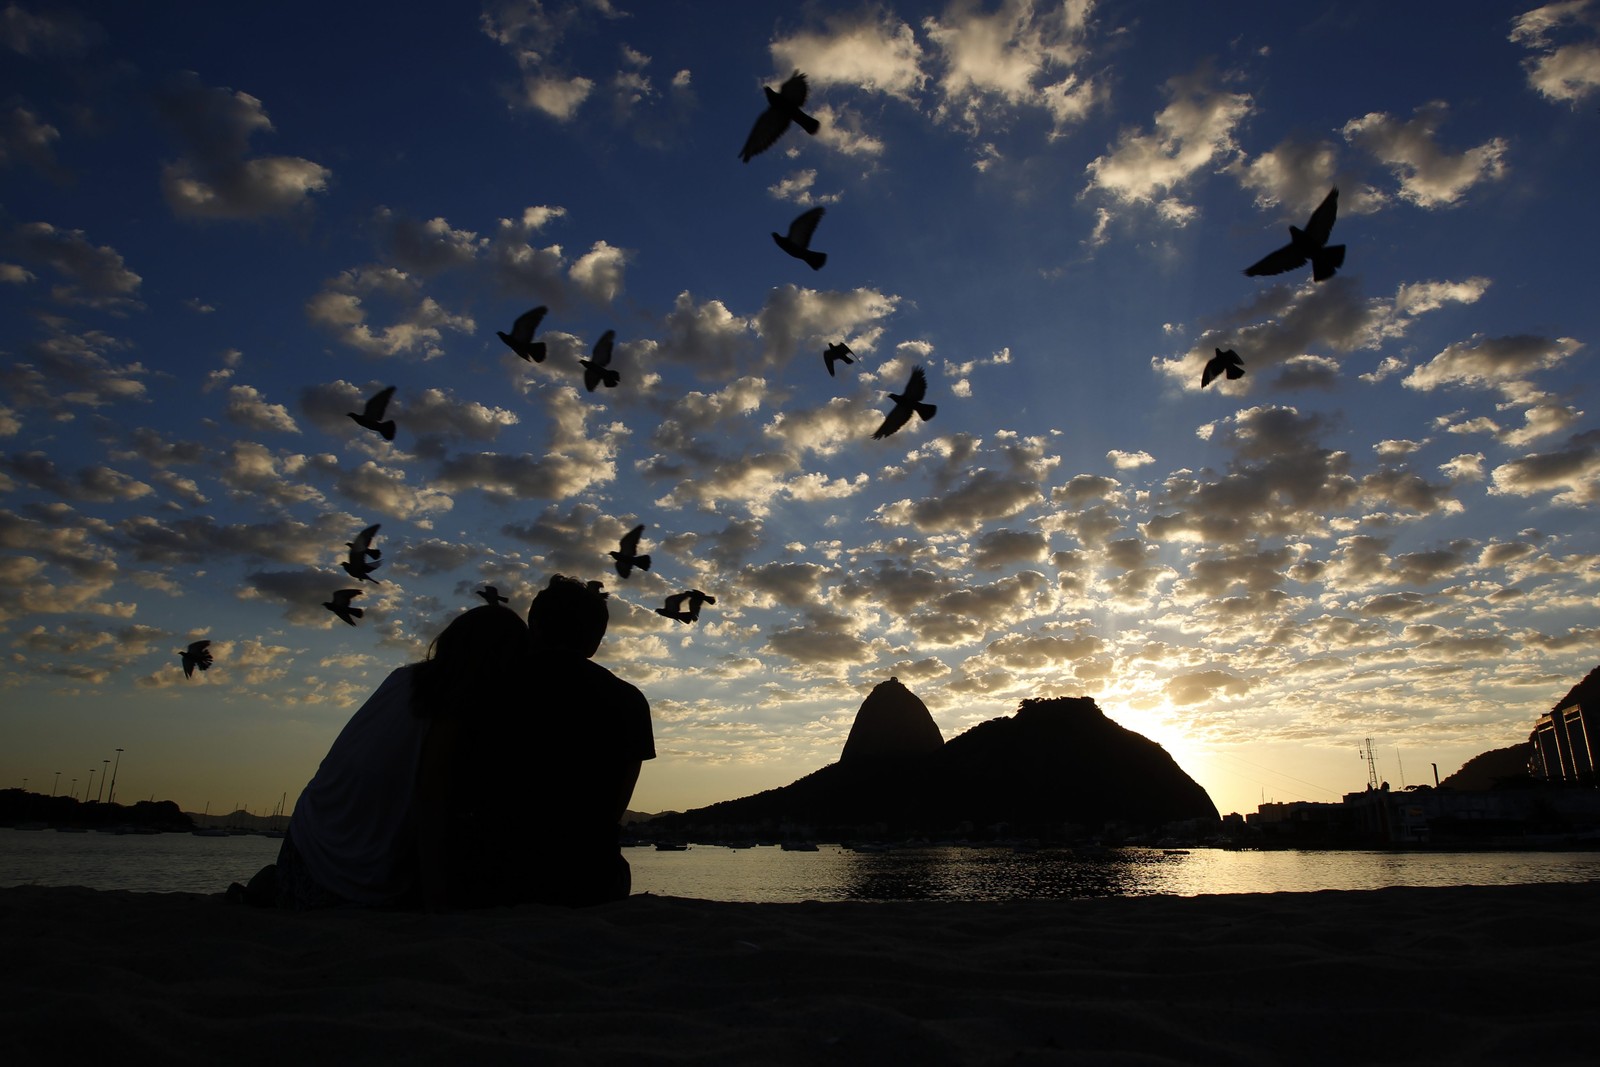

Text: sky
xmin=2 ymin=0 xmax=1598 ymax=821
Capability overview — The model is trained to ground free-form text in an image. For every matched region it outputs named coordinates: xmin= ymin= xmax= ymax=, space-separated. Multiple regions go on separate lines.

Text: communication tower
xmin=1360 ymin=738 xmax=1380 ymax=790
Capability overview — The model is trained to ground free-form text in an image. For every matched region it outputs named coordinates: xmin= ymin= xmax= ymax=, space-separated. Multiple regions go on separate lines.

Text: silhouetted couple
xmin=268 ymin=576 xmax=654 ymax=910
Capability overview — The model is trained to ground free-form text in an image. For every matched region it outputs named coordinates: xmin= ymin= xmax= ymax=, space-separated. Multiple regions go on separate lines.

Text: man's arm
xmin=611 ymin=760 xmax=641 ymax=826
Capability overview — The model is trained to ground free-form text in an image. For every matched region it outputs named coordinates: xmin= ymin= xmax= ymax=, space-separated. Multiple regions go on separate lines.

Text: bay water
xmin=3 ymin=828 xmax=1598 ymax=901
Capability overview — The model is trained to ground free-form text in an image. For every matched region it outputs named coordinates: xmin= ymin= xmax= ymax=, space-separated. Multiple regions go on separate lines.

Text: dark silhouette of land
xmin=648 ymin=678 xmax=1219 ymax=840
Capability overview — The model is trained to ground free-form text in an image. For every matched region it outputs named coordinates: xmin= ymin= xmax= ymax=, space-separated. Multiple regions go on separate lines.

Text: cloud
xmin=223 ymin=384 xmax=300 ymax=434
xmin=1083 ymin=63 xmax=1252 ymax=221
xmin=1510 ymin=1 xmax=1600 ymax=102
xmin=155 ymin=73 xmax=330 ymax=220
xmin=0 ymin=322 xmax=148 ymax=412
xmin=7 ymin=221 xmax=142 ymax=309
xmin=305 ymin=267 xmax=474 ymax=359
xmin=1155 ymin=275 xmax=1491 ymax=390
xmin=770 ymin=9 xmax=927 ymax=102
xmin=1489 ymin=429 xmax=1600 ymax=505
xmin=479 ymin=0 xmax=625 ymax=121
xmin=1341 ymin=101 xmax=1508 ymax=206
xmin=0 ymin=4 xmax=100 ymax=55
xmin=1 ymin=104 xmax=64 ymax=178
xmin=1106 ymin=449 xmax=1154 ymax=470
xmin=1403 ymin=333 xmax=1584 ymax=401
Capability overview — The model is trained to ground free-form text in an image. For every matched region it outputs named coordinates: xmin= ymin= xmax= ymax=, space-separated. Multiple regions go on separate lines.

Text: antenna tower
xmin=1360 ymin=738 xmax=1379 ymax=790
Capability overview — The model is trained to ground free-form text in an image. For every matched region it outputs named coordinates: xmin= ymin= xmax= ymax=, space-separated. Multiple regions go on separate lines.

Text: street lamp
xmin=52 ymin=771 xmax=60 ymax=797
xmin=96 ymin=759 xmax=108 ymax=803
xmin=71 ymin=777 xmax=78 ymax=801
xmin=108 ymin=748 xmax=123 ymax=806
xmin=85 ymin=768 xmax=95 ymax=802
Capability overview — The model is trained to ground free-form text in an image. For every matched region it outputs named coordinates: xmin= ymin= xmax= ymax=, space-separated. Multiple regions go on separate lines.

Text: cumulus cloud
xmin=1341 ymin=101 xmax=1508 ymax=207
xmin=1510 ymin=1 xmax=1600 ymax=102
xmin=1403 ymin=333 xmax=1584 ymax=401
xmin=305 ymin=267 xmax=474 ymax=359
xmin=1490 ymin=429 xmax=1600 ymax=505
xmin=155 ymin=73 xmax=329 ymax=220
xmin=7 ymin=221 xmax=141 ymax=309
xmin=223 ymin=384 xmax=300 ymax=434
xmin=1084 ymin=63 xmax=1252 ymax=222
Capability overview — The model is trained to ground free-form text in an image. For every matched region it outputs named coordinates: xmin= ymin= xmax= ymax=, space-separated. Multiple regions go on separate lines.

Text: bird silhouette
xmin=1202 ymin=348 xmax=1245 ymax=387
xmin=773 ymin=206 xmax=827 ymax=270
xmin=657 ymin=589 xmax=715 ymax=623
xmin=873 ymin=366 xmax=937 ymax=439
xmin=477 ymin=586 xmax=509 ymax=606
xmin=497 ymin=306 xmax=548 ymax=363
xmin=346 ymin=523 xmax=381 ymax=561
xmin=581 ymin=330 xmax=621 ymax=391
xmin=179 ymin=640 xmax=212 ymax=679
xmin=824 ymin=342 xmax=854 ymax=377
xmin=324 ymin=589 xmax=364 ymax=626
xmin=340 ymin=526 xmax=382 ymax=583
xmin=1244 ymin=187 xmax=1345 ymax=282
xmin=348 ymin=386 xmax=396 ymax=441
xmin=739 ymin=71 xmax=821 ymax=162
xmin=611 ymin=524 xmax=651 ymax=579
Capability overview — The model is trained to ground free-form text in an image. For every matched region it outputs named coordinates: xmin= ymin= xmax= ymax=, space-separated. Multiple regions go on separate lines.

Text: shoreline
xmin=4 ymin=881 xmax=1595 ymax=1064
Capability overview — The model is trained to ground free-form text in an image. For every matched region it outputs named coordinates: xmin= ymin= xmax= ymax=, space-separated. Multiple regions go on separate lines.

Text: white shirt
xmin=288 ymin=666 xmax=430 ymax=904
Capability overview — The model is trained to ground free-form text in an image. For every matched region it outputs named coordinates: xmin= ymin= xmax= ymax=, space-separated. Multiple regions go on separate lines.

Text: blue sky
xmin=2 ymin=0 xmax=1597 ymax=820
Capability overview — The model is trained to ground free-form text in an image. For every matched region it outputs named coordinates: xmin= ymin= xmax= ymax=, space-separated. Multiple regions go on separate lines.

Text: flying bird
xmin=1244 ymin=187 xmax=1346 ymax=282
xmin=179 ymin=640 xmax=212 ymax=679
xmin=739 ymin=71 xmax=821 ymax=163
xmin=656 ymin=589 xmax=716 ymax=624
xmin=611 ymin=524 xmax=651 ymax=579
xmin=497 ymin=306 xmax=548 ymax=363
xmin=872 ymin=366 xmax=937 ymax=439
xmin=581 ymin=330 xmax=621 ymax=391
xmin=477 ymin=586 xmax=509 ymax=606
xmin=773 ymin=206 xmax=827 ymax=271
xmin=1201 ymin=348 xmax=1245 ymax=388
xmin=324 ymin=589 xmax=364 ymax=626
xmin=824 ymin=342 xmax=854 ymax=377
xmin=341 ymin=527 xmax=382 ymax=583
xmin=346 ymin=524 xmax=381 ymax=562
xmin=348 ymin=386 xmax=396 ymax=441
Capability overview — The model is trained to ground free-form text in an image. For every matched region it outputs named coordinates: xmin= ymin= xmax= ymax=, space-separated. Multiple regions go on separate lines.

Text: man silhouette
xmin=451 ymin=575 xmax=655 ymax=907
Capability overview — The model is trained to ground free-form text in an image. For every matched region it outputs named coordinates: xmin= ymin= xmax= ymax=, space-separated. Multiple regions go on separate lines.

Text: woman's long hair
xmin=411 ymin=605 xmax=529 ymax=720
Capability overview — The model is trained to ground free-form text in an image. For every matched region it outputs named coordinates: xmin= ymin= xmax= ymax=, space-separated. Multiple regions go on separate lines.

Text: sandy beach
xmin=4 ymin=882 xmax=1595 ymax=1065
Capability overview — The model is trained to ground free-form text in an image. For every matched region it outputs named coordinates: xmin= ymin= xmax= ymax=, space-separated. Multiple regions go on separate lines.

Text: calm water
xmin=4 ymin=829 xmax=1599 ymax=900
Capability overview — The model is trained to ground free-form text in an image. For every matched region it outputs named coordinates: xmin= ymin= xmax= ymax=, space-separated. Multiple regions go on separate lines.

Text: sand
xmin=3 ymin=882 xmax=1595 ymax=1065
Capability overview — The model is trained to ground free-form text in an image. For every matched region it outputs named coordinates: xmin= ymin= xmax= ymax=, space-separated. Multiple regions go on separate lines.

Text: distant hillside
xmin=651 ymin=689 xmax=1218 ymax=838
xmin=1439 ymin=744 xmax=1533 ymax=791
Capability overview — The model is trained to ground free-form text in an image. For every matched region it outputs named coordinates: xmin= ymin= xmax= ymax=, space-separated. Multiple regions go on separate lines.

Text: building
xmin=1530 ymin=664 xmax=1599 ymax=785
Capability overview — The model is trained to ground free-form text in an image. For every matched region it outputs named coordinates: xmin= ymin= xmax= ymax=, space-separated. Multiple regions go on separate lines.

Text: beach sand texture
xmin=4 ymin=882 xmax=1595 ymax=1065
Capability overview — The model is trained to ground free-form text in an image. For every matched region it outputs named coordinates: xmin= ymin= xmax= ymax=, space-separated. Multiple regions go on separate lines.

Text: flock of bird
xmin=180 ymin=70 xmax=1347 ymax=676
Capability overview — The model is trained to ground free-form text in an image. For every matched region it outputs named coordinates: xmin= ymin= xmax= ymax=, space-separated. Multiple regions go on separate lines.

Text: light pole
xmin=85 ymin=768 xmax=95 ymax=802
xmin=71 ymin=778 xmax=78 ymax=801
xmin=52 ymin=771 xmax=60 ymax=797
xmin=96 ymin=759 xmax=108 ymax=803
xmin=108 ymin=748 xmax=123 ymax=805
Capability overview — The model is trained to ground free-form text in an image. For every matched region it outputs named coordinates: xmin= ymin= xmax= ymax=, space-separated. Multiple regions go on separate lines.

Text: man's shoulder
xmin=578 ymin=658 xmax=648 ymax=707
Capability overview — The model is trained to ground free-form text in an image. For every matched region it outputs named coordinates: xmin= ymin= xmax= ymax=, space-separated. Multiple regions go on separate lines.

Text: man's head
xmin=527 ymin=574 xmax=609 ymax=658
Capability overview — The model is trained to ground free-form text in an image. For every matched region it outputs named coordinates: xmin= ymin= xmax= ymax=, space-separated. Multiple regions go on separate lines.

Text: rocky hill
xmin=651 ymin=685 xmax=1218 ymax=838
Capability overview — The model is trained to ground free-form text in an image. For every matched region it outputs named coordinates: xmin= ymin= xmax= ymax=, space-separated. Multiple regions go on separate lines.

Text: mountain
xmin=651 ymin=687 xmax=1218 ymax=838
xmin=1439 ymin=744 xmax=1533 ymax=790
xmin=839 ymin=677 xmax=943 ymax=761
